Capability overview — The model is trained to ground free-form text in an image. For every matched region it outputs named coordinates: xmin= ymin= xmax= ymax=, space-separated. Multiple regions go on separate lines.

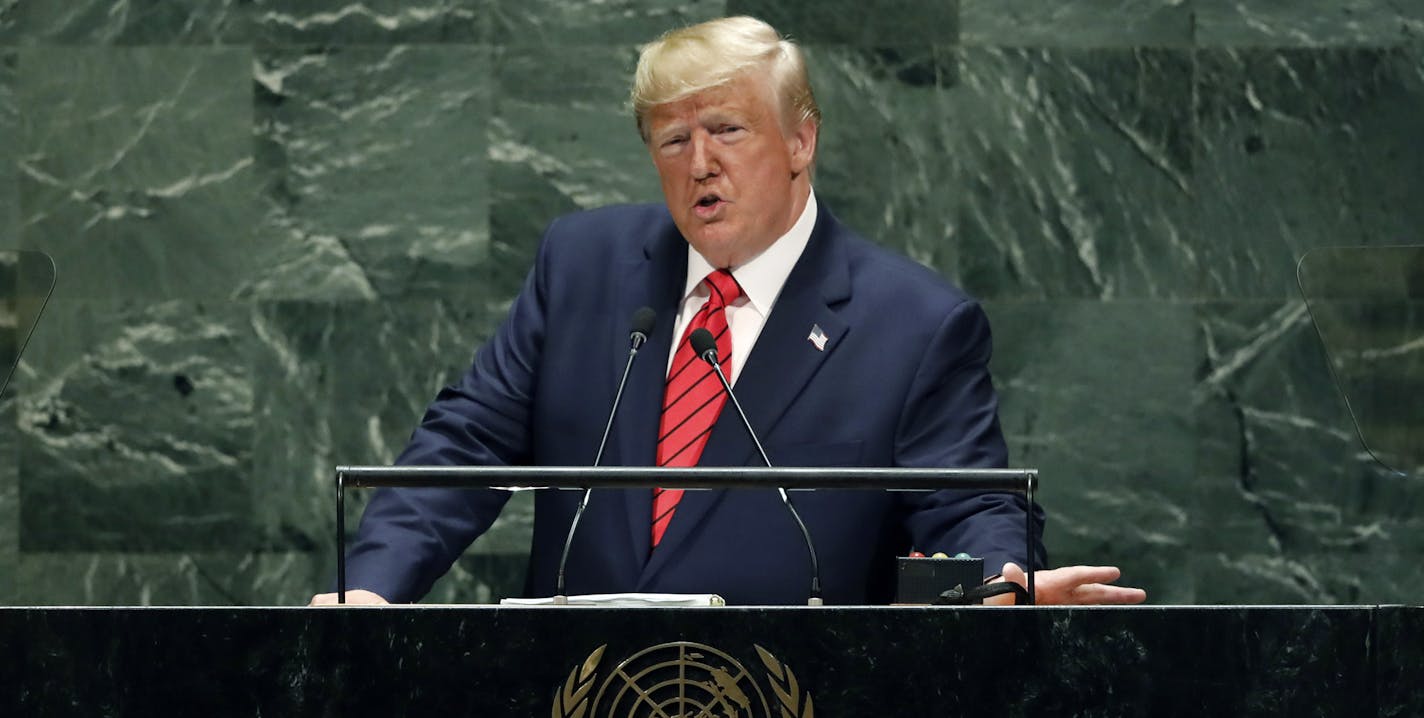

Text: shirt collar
xmin=682 ymin=189 xmax=819 ymax=316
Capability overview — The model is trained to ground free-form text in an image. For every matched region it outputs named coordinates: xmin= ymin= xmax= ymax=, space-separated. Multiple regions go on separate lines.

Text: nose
xmin=689 ymin=131 xmax=719 ymax=180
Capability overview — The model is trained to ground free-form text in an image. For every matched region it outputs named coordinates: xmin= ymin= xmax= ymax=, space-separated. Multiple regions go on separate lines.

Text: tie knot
xmin=704 ymin=269 xmax=742 ymax=308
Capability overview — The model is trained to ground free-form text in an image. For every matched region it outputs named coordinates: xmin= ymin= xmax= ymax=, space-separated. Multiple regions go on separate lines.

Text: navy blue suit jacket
xmin=344 ymin=202 xmax=1046 ymax=604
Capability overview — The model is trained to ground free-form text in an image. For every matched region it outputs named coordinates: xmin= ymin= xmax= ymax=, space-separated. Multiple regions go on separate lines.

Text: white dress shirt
xmin=666 ymin=190 xmax=819 ymax=385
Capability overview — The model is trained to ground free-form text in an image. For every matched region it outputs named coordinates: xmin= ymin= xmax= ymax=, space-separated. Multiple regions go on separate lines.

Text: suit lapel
xmin=615 ymin=225 xmax=687 ymax=566
xmin=638 ymin=207 xmax=853 ymax=587
xmin=704 ymin=207 xmax=851 ymax=466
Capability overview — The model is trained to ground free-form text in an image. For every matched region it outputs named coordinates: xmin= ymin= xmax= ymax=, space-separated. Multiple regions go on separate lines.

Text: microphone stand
xmin=695 ymin=335 xmax=824 ymax=607
xmin=553 ymin=311 xmax=653 ymax=604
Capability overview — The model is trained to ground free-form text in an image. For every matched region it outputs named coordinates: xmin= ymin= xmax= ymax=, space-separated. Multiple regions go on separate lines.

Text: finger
xmin=978 ymin=564 xmax=1020 ymax=606
xmin=1050 ymin=565 xmax=1124 ymax=586
xmin=1067 ymin=584 xmax=1147 ymax=605
xmin=309 ymin=589 xmax=390 ymax=606
xmin=1001 ymin=562 xmax=1026 ymax=586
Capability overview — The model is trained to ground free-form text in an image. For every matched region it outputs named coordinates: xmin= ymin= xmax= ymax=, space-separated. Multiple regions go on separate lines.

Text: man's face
xmin=646 ymin=74 xmax=817 ymax=268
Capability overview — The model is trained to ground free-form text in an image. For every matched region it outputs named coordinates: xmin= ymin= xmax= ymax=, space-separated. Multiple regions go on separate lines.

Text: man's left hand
xmin=983 ymin=563 xmax=1147 ymax=605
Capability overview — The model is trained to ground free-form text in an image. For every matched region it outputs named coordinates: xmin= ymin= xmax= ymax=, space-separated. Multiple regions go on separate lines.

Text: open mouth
xmin=693 ymin=194 xmax=726 ymax=218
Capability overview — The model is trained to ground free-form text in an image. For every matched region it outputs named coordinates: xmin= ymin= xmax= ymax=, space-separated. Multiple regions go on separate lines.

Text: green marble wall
xmin=1 ymin=1 xmax=1421 ymax=605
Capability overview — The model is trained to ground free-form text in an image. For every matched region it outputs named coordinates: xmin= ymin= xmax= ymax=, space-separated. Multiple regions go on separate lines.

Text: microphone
xmin=554 ymin=306 xmax=657 ymax=603
xmin=689 ymin=328 xmax=824 ymax=606
xmin=627 ymin=305 xmax=656 ymax=355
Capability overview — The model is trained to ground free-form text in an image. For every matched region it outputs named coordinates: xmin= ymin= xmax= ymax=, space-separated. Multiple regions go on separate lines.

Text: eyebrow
xmin=699 ymin=108 xmax=750 ymax=126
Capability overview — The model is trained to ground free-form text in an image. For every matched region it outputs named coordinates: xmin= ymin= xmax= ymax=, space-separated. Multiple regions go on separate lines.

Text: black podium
xmin=3 ymin=605 xmax=1421 ymax=716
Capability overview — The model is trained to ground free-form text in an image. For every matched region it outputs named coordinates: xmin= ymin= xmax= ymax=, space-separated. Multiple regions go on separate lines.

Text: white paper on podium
xmin=500 ymin=593 xmax=726 ymax=607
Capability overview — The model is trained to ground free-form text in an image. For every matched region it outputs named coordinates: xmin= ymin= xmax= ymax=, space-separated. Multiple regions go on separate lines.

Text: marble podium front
xmin=3 ymin=605 xmax=1420 ymax=716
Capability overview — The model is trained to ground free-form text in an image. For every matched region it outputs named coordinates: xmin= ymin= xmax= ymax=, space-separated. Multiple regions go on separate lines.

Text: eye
xmin=653 ymin=138 xmax=684 ymax=158
xmin=717 ymin=125 xmax=744 ymax=135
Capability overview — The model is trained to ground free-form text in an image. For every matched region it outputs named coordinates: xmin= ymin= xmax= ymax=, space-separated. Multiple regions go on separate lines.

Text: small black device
xmin=895 ymin=555 xmax=985 ymax=604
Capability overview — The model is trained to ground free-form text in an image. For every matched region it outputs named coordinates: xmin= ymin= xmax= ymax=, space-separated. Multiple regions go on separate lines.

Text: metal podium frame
xmin=334 ymin=465 xmax=1039 ymax=605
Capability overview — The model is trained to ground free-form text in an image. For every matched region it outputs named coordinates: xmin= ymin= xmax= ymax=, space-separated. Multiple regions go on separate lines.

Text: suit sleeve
xmin=337 ymin=218 xmax=561 ymax=602
xmin=895 ymin=298 xmax=1047 ymax=576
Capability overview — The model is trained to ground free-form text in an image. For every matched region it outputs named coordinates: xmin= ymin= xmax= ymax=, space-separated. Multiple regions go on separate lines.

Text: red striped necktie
xmin=651 ymin=269 xmax=742 ymax=548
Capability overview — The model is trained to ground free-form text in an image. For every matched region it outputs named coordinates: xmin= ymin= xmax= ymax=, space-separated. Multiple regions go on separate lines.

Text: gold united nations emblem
xmin=552 ymin=641 xmax=814 ymax=718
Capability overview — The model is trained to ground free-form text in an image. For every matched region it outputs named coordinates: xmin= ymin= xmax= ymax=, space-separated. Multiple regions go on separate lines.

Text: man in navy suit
xmin=313 ymin=16 xmax=1144 ymax=606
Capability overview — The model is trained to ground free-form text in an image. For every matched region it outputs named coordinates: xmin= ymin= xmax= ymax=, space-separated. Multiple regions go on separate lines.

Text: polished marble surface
xmin=0 ymin=1 xmax=1421 ymax=607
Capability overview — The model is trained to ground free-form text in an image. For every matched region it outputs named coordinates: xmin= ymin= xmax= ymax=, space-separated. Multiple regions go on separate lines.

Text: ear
xmin=786 ymin=119 xmax=818 ymax=176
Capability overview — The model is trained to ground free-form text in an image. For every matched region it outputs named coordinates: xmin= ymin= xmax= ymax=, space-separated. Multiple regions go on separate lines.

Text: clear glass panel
xmin=1298 ymin=246 xmax=1424 ymax=476
xmin=0 ymin=250 xmax=57 ymax=397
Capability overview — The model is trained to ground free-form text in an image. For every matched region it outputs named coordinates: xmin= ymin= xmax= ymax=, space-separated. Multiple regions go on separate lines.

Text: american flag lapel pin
xmin=807 ymin=323 xmax=828 ymax=351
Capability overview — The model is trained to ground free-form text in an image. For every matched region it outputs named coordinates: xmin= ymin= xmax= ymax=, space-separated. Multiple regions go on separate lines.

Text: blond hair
xmin=632 ymin=16 xmax=821 ymax=142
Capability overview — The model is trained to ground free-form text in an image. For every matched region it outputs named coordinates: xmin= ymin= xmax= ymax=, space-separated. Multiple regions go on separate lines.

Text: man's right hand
xmin=309 ymin=589 xmax=390 ymax=606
